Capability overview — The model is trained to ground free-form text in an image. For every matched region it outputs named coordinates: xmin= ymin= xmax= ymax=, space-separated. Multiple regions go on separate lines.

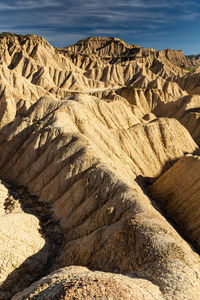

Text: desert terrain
xmin=0 ymin=33 xmax=200 ymax=299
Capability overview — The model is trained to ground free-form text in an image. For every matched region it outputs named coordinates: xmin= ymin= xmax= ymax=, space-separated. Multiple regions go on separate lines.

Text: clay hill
xmin=1 ymin=33 xmax=200 ymax=299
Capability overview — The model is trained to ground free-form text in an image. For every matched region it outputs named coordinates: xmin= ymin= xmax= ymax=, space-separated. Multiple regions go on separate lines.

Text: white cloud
xmin=0 ymin=0 xmax=199 ymax=49
xmin=0 ymin=0 xmax=60 ymax=10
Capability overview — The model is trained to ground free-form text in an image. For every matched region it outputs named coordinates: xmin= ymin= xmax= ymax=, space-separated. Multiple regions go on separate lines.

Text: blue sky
xmin=0 ymin=0 xmax=200 ymax=54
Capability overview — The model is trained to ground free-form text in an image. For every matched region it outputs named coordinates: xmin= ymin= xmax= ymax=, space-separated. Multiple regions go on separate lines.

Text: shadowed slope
xmin=150 ymin=154 xmax=200 ymax=251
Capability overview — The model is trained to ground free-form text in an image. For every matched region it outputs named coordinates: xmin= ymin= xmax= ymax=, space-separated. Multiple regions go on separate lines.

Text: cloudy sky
xmin=0 ymin=0 xmax=200 ymax=54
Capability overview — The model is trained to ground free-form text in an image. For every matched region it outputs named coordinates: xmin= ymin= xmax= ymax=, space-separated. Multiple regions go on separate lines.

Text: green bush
xmin=184 ymin=68 xmax=194 ymax=72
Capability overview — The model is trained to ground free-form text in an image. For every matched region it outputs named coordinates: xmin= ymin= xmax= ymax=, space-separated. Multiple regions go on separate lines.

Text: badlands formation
xmin=0 ymin=33 xmax=200 ymax=299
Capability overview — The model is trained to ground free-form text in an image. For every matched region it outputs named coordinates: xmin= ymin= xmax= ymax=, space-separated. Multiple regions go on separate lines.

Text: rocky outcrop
xmin=12 ymin=266 xmax=164 ymax=300
xmin=158 ymin=49 xmax=193 ymax=69
xmin=0 ymin=213 xmax=48 ymax=300
xmin=64 ymin=36 xmax=153 ymax=57
xmin=150 ymin=155 xmax=200 ymax=251
xmin=174 ymin=72 xmax=200 ymax=94
xmin=0 ymin=182 xmax=63 ymax=299
xmin=153 ymin=94 xmax=200 ymax=146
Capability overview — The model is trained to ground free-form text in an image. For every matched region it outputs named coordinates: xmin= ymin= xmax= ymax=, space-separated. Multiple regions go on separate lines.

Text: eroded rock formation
xmin=0 ymin=33 xmax=200 ymax=299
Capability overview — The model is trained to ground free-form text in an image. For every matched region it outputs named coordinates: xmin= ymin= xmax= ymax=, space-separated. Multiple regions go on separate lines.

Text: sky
xmin=0 ymin=0 xmax=200 ymax=54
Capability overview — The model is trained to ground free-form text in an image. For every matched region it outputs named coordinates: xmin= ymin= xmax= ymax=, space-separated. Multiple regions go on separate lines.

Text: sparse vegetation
xmin=184 ymin=67 xmax=195 ymax=72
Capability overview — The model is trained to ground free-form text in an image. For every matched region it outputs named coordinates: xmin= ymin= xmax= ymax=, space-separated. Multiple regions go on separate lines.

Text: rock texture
xmin=12 ymin=266 xmax=164 ymax=300
xmin=150 ymin=154 xmax=200 ymax=251
xmin=0 ymin=183 xmax=63 ymax=299
xmin=0 ymin=33 xmax=200 ymax=299
xmin=0 ymin=213 xmax=47 ymax=300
